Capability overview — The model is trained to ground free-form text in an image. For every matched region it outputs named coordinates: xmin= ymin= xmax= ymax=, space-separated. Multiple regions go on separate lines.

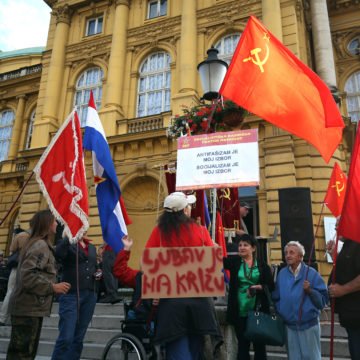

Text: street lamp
xmin=197 ymin=47 xmax=228 ymax=101
xmin=197 ymin=47 xmax=228 ymax=241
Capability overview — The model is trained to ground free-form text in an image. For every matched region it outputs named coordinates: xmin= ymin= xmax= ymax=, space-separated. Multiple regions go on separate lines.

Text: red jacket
xmin=113 ymin=250 xmax=138 ymax=289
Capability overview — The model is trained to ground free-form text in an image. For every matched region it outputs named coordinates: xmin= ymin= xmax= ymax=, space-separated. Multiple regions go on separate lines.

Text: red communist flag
xmin=324 ymin=162 xmax=347 ymax=217
xmin=219 ymin=15 xmax=344 ymax=163
xmin=337 ymin=126 xmax=360 ymax=243
xmin=33 ymin=110 xmax=89 ymax=242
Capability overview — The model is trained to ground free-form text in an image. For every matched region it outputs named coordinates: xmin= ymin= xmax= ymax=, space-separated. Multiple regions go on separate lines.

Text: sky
xmin=0 ymin=0 xmax=51 ymax=52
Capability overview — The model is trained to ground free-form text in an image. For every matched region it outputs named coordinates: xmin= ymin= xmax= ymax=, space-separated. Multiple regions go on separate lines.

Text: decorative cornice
xmin=128 ymin=16 xmax=181 ymax=43
xmin=328 ymin=0 xmax=360 ymax=10
xmin=115 ymin=0 xmax=130 ymax=6
xmin=66 ymin=35 xmax=112 ymax=61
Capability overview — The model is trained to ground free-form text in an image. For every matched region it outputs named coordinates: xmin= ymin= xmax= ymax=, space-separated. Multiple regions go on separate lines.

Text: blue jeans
xmin=51 ymin=290 xmax=97 ymax=360
xmin=165 ymin=335 xmax=204 ymax=360
xmin=346 ymin=327 xmax=360 ymax=360
xmin=286 ymin=323 xmax=321 ymax=360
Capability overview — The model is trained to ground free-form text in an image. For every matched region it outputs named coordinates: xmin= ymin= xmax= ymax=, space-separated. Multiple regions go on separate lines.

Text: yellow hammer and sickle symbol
xmin=243 ymin=34 xmax=270 ymax=73
xmin=219 ymin=188 xmax=231 ymax=201
xmin=332 ymin=180 xmax=345 ymax=197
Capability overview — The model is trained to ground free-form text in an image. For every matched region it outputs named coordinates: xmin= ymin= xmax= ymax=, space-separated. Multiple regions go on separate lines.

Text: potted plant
xmin=167 ymin=100 xmax=247 ymax=139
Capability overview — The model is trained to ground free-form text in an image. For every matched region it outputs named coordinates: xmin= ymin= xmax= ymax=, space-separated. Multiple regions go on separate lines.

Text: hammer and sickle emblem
xmin=332 ymin=180 xmax=345 ymax=197
xmin=219 ymin=188 xmax=231 ymax=200
xmin=243 ymin=33 xmax=270 ymax=73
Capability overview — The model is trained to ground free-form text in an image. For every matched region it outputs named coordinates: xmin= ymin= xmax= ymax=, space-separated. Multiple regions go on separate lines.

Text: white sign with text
xmin=176 ymin=130 xmax=259 ymax=190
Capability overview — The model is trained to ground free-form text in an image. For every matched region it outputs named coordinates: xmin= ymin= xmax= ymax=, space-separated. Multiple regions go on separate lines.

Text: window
xmin=86 ymin=16 xmax=103 ymax=36
xmin=215 ymin=33 xmax=241 ymax=64
xmin=0 ymin=109 xmax=15 ymax=162
xmin=74 ymin=67 xmax=103 ymax=126
xmin=137 ymin=52 xmax=171 ymax=117
xmin=348 ymin=36 xmax=360 ymax=56
xmin=345 ymin=71 xmax=360 ymax=122
xmin=25 ymin=110 xmax=35 ymax=149
xmin=148 ymin=0 xmax=167 ymax=19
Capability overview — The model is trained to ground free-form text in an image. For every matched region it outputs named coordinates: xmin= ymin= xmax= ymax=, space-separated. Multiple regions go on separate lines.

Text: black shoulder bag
xmin=244 ymin=285 xmax=285 ymax=346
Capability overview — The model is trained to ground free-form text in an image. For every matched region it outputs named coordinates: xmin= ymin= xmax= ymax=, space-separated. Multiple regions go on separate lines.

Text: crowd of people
xmin=0 ymin=193 xmax=359 ymax=360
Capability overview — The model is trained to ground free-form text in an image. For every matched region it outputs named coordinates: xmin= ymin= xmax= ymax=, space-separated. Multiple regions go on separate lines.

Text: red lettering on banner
xmin=141 ymin=246 xmax=225 ymax=299
xmin=194 ymin=248 xmax=205 ymax=263
xmin=142 ymin=274 xmax=154 ymax=295
xmin=182 ymin=248 xmax=194 ymax=263
xmin=176 ymin=272 xmax=187 ymax=294
xmin=171 ymin=249 xmax=183 ymax=266
xmin=186 ymin=271 xmax=200 ymax=293
xmin=156 ymin=274 xmax=172 ymax=295
xmin=214 ymin=277 xmax=225 ymax=291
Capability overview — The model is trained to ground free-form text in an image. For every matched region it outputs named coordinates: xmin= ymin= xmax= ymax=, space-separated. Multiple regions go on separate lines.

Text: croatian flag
xmin=83 ymin=91 xmax=131 ymax=253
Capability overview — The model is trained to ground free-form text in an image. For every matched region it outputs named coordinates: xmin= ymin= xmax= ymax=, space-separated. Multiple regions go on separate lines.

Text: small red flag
xmin=324 ymin=163 xmax=347 ymax=217
xmin=217 ymin=187 xmax=241 ymax=230
xmin=215 ymin=211 xmax=227 ymax=258
xmin=220 ymin=16 xmax=344 ymax=163
xmin=337 ymin=126 xmax=360 ymax=243
xmin=34 ymin=110 xmax=89 ymax=242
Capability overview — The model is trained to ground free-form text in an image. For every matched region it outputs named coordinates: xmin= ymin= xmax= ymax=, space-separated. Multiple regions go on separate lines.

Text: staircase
xmin=0 ymin=303 xmax=351 ymax=359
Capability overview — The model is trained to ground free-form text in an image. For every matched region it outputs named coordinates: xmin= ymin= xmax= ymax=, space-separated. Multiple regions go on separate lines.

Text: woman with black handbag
xmin=224 ymin=234 xmax=274 ymax=360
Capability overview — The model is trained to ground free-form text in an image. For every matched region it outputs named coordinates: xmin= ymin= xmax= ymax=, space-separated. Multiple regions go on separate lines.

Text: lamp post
xmin=197 ymin=47 xmax=228 ymax=101
xmin=197 ymin=47 xmax=228 ymax=241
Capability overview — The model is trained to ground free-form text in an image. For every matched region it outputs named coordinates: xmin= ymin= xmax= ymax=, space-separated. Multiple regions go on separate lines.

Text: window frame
xmin=214 ymin=33 xmax=241 ymax=64
xmin=85 ymin=15 xmax=104 ymax=36
xmin=74 ymin=67 xmax=103 ymax=126
xmin=25 ymin=109 xmax=36 ymax=150
xmin=136 ymin=52 xmax=171 ymax=118
xmin=345 ymin=70 xmax=360 ymax=123
xmin=147 ymin=0 xmax=167 ymax=19
xmin=0 ymin=109 xmax=15 ymax=162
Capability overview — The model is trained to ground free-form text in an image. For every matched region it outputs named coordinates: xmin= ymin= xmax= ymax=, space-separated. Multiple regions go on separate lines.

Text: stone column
xmin=310 ymin=0 xmax=337 ymax=87
xmin=172 ymin=0 xmax=198 ymax=117
xmin=179 ymin=0 xmax=197 ymax=92
xmin=262 ymin=0 xmax=283 ymax=40
xmin=101 ymin=0 xmax=129 ymax=136
xmin=8 ymin=95 xmax=27 ymax=159
xmin=36 ymin=5 xmax=71 ymax=147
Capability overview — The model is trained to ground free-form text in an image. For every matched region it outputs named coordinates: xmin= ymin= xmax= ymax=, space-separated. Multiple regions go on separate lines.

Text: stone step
xmin=0 ymin=302 xmax=351 ymax=359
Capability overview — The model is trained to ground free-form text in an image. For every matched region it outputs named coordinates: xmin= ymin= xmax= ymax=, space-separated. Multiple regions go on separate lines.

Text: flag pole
xmin=298 ymin=202 xmax=325 ymax=323
xmin=0 ymin=171 xmax=34 ymax=227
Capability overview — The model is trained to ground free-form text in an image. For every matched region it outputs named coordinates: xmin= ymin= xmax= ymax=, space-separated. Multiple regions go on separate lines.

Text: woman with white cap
xmin=145 ymin=191 xmax=222 ymax=360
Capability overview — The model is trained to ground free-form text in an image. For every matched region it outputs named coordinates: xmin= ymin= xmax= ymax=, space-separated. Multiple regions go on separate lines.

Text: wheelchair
xmin=101 ymin=302 xmax=162 ymax=360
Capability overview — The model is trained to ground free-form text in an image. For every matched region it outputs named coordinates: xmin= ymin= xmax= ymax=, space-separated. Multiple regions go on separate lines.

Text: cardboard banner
xmin=141 ymin=246 xmax=225 ymax=299
xmin=176 ymin=129 xmax=259 ymax=190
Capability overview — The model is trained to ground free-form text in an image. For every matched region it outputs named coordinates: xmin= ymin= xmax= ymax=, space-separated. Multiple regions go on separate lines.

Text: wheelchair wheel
xmin=102 ymin=332 xmax=147 ymax=360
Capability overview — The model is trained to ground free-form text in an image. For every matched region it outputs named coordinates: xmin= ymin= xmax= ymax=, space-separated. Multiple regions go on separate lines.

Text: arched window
xmin=137 ymin=52 xmax=171 ymax=117
xmin=74 ymin=67 xmax=103 ymax=126
xmin=25 ymin=109 xmax=36 ymax=149
xmin=0 ymin=109 xmax=15 ymax=162
xmin=345 ymin=71 xmax=360 ymax=122
xmin=215 ymin=33 xmax=241 ymax=64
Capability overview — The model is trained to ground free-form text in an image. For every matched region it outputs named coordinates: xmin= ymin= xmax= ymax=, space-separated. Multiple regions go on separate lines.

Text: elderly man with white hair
xmin=272 ymin=241 xmax=328 ymax=360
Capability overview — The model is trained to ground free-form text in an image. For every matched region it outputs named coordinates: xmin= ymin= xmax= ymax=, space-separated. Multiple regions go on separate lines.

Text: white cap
xmin=164 ymin=192 xmax=196 ymax=212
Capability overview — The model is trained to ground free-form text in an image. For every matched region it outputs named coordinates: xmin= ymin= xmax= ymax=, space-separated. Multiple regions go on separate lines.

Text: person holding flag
xmin=327 ymin=126 xmax=360 ymax=360
xmin=83 ymin=91 xmax=131 ymax=254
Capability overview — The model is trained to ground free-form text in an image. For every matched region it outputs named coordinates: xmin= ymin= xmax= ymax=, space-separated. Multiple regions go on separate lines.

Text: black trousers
xmin=7 ymin=315 xmax=43 ymax=360
xmin=233 ymin=316 xmax=267 ymax=360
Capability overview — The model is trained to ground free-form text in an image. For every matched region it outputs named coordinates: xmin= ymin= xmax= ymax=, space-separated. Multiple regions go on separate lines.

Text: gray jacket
xmin=11 ymin=238 xmax=56 ymax=317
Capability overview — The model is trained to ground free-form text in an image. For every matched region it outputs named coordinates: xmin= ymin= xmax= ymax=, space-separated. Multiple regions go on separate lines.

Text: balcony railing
xmin=127 ymin=115 xmax=164 ymax=133
xmin=0 ymin=64 xmax=42 ymax=82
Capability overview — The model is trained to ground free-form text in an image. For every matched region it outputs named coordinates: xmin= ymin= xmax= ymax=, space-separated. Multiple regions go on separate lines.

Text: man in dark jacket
xmin=329 ymin=238 xmax=360 ymax=360
xmin=51 ymin=235 xmax=100 ymax=360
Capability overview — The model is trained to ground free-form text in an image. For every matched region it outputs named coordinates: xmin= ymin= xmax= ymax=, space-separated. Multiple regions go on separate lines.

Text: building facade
xmin=0 ymin=0 xmax=359 ymax=271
